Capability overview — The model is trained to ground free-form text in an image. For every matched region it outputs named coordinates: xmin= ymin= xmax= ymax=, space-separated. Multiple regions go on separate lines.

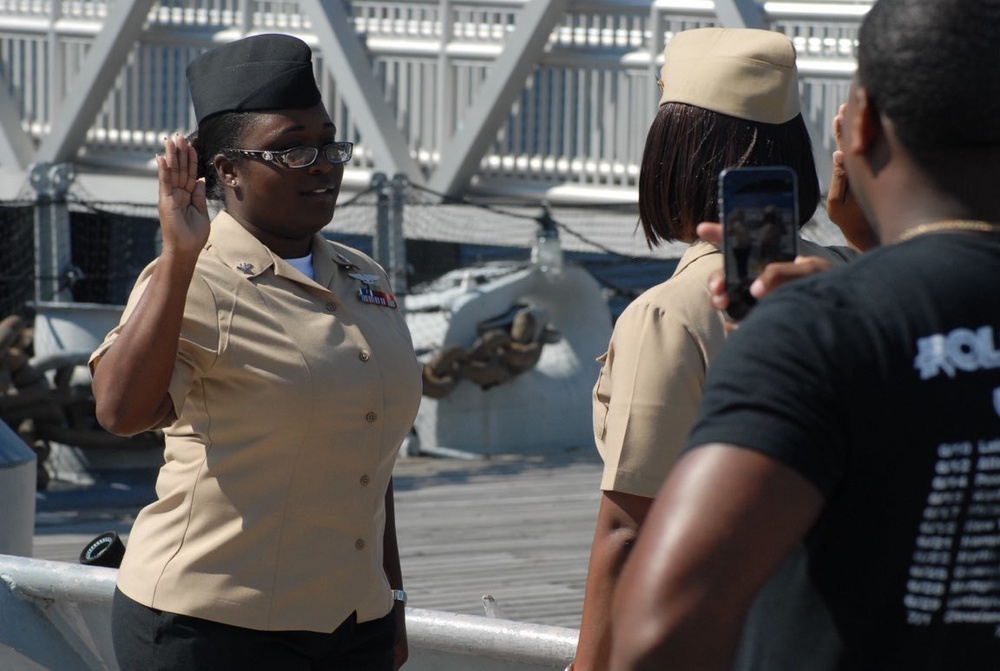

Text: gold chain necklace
xmin=897 ymin=220 xmax=1000 ymax=242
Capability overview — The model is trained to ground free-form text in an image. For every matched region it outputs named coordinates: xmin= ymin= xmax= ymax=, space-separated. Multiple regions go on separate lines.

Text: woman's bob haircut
xmin=638 ymin=103 xmax=820 ymax=246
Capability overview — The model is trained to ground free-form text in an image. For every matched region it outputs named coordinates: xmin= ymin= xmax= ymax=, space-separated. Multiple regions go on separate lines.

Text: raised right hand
xmin=157 ymin=133 xmax=209 ymax=257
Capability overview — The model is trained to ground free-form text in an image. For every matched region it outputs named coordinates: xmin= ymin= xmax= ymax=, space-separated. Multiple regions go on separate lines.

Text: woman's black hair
xmin=638 ymin=103 xmax=820 ymax=246
xmin=188 ymin=111 xmax=257 ymax=201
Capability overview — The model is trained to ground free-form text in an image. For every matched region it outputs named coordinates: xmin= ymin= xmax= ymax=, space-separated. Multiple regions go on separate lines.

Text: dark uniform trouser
xmin=112 ymin=587 xmax=396 ymax=671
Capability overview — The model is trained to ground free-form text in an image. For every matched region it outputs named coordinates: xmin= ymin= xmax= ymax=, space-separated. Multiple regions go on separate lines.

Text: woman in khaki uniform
xmin=571 ymin=28 xmax=863 ymax=671
xmin=89 ymin=34 xmax=422 ymax=670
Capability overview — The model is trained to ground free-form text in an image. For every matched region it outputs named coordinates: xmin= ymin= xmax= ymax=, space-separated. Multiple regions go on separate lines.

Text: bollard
xmin=0 ymin=420 xmax=35 ymax=556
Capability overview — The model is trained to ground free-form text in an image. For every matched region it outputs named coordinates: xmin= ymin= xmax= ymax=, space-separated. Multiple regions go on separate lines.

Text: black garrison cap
xmin=186 ymin=33 xmax=322 ymax=125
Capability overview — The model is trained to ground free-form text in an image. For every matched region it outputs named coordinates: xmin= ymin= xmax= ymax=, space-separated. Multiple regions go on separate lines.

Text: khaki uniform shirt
xmin=90 ymin=212 xmax=423 ymax=632
xmin=593 ymin=238 xmax=855 ymax=498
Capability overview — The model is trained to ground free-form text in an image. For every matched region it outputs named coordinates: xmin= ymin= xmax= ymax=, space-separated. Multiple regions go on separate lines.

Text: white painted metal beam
xmin=34 ymin=0 xmax=156 ymax=165
xmin=427 ymin=0 xmax=571 ymax=198
xmin=0 ymin=80 xmax=34 ymax=170
xmin=298 ymin=0 xmax=426 ymax=185
xmin=714 ymin=0 xmax=766 ymax=28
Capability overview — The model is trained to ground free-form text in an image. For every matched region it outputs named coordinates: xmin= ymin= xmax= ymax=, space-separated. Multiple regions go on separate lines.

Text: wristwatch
xmin=391 ymin=588 xmax=408 ymax=605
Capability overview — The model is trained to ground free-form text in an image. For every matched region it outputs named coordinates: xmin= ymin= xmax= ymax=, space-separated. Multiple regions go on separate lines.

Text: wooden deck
xmin=31 ymin=449 xmax=603 ymax=630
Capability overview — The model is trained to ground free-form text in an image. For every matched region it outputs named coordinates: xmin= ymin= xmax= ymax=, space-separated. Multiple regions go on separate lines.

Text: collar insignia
xmin=349 ymin=272 xmax=382 ymax=285
xmin=335 ymin=253 xmax=359 ymax=267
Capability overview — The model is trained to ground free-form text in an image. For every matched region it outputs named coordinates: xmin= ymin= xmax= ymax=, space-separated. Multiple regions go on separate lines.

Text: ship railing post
xmin=28 ymin=162 xmax=76 ymax=305
xmin=389 ymin=172 xmax=409 ymax=310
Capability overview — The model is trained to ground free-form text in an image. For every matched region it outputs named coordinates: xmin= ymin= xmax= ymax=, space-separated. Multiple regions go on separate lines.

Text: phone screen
xmin=719 ymin=166 xmax=799 ymax=321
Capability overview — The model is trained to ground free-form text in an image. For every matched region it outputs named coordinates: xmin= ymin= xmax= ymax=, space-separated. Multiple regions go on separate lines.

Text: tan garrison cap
xmin=657 ymin=27 xmax=800 ymax=124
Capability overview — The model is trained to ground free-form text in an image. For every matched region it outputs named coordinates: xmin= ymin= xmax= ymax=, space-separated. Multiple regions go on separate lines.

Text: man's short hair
xmin=858 ymin=0 xmax=1000 ymax=166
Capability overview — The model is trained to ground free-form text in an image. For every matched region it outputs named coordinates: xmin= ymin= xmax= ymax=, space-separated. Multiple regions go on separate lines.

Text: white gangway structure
xmin=1 ymin=0 xmax=866 ymax=205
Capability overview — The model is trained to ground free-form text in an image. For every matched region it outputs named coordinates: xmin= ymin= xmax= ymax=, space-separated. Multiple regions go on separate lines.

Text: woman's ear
xmin=213 ymin=153 xmax=237 ymax=188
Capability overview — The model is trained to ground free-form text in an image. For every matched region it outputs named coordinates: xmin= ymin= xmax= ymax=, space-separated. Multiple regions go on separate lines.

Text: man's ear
xmin=845 ymin=86 xmax=882 ymax=157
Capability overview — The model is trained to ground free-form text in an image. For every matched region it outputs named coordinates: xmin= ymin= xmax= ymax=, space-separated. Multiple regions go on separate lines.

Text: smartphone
xmin=718 ymin=166 xmax=799 ymax=321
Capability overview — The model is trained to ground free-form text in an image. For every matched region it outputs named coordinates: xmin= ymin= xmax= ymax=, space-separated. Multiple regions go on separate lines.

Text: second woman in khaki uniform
xmin=572 ymin=28 xmax=860 ymax=671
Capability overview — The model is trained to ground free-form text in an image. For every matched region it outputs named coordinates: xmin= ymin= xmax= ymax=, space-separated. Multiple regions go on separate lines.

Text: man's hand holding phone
xmin=698 ymin=222 xmax=835 ymax=327
xmin=708 ymin=146 xmax=872 ymax=325
xmin=718 ymin=166 xmax=800 ymax=321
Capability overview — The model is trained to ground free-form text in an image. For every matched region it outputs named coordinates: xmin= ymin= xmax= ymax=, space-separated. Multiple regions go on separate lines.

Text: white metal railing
xmin=0 ymin=0 xmax=869 ymax=199
xmin=0 ymin=553 xmax=577 ymax=671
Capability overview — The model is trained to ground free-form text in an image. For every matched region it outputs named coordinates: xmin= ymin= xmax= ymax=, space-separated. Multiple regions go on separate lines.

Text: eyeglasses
xmin=226 ymin=141 xmax=354 ymax=169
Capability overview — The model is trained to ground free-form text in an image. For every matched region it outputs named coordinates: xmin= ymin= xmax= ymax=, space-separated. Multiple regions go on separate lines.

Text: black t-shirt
xmin=686 ymin=233 xmax=1000 ymax=670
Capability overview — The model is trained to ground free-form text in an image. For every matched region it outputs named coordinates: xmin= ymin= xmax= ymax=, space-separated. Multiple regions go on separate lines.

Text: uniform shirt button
xmin=366 ymin=411 xmax=377 ymax=423
xmin=359 ymin=350 xmax=371 ymax=362
xmin=355 ymin=538 xmax=366 ymax=550
xmin=325 ymin=302 xmax=337 ymax=312
xmin=360 ymin=474 xmax=371 ymax=486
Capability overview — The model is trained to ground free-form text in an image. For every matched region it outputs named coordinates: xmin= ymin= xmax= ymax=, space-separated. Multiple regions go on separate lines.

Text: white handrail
xmin=0 ymin=553 xmax=577 ymax=670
